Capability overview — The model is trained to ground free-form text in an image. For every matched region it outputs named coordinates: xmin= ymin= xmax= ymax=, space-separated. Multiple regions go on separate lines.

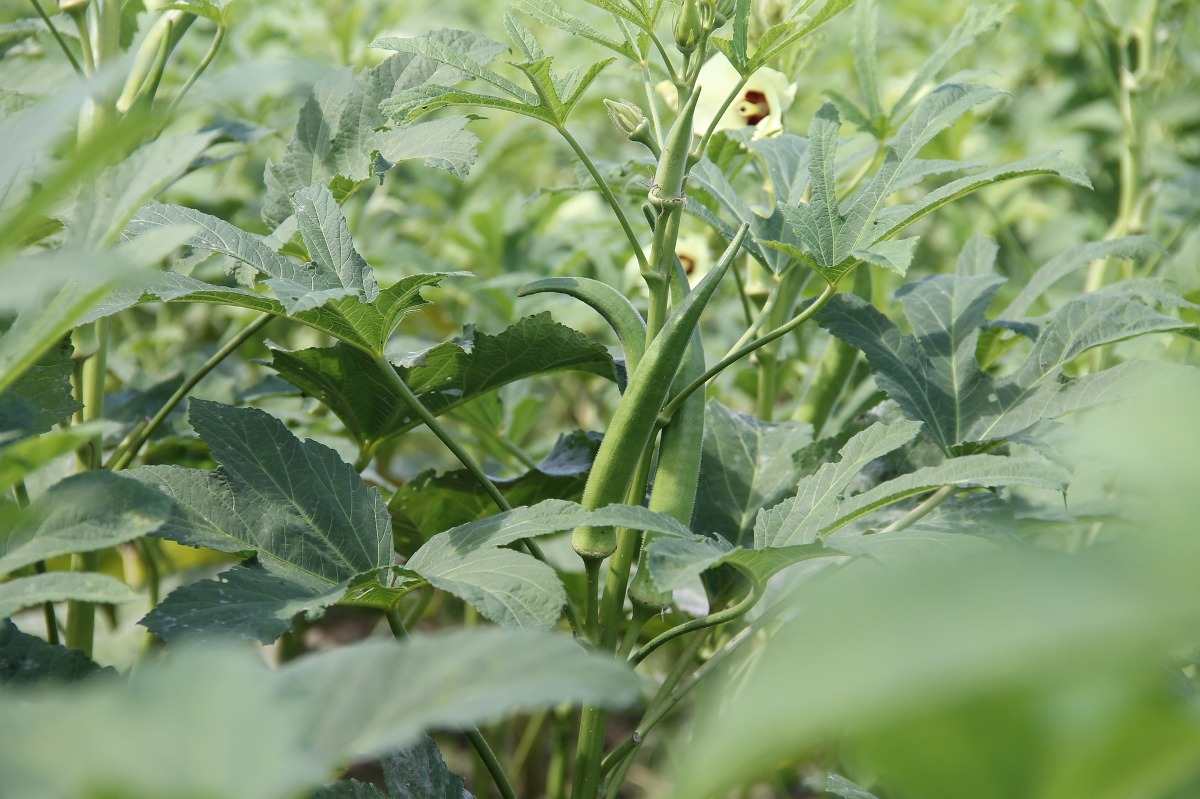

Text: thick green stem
xmin=112 ymin=313 xmax=272 ymax=471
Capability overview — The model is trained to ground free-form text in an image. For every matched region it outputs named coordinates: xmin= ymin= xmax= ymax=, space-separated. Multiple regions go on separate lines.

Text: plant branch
xmin=695 ymin=74 xmax=748 ymax=157
xmin=659 ymin=282 xmax=838 ymax=424
xmin=628 ymin=569 xmax=761 ymax=666
xmin=874 ymin=484 xmax=955 ymax=535
xmin=167 ymin=23 xmax=225 ymax=115
xmin=111 ymin=313 xmax=272 ymax=471
xmin=387 ymin=609 xmax=517 ymax=799
xmin=557 ymin=126 xmax=650 ymax=274
xmin=372 ymin=350 xmax=580 ymax=634
xmin=28 ymin=0 xmax=84 ymax=75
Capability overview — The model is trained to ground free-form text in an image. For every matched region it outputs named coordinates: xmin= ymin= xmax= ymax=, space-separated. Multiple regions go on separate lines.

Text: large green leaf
xmin=268 ymin=313 xmax=620 ymax=446
xmin=390 ymin=430 xmax=600 ymax=553
xmin=0 ymin=620 xmax=108 ymax=685
xmin=67 ymin=131 xmax=217 ymax=249
xmin=135 ymin=400 xmax=392 ymax=641
xmin=315 ymin=737 xmax=472 ymax=799
xmin=754 ymin=420 xmax=923 ymax=548
xmin=0 ymin=572 xmax=139 ymax=619
xmin=646 ymin=535 xmax=833 ymax=592
xmin=692 ymin=401 xmax=813 ymax=546
xmin=263 ymin=33 xmax=500 ymax=225
xmin=0 ymin=472 xmax=172 ymax=576
xmin=96 ymin=205 xmax=449 ymax=354
xmin=281 ymin=628 xmax=641 ymax=762
xmin=819 ymin=239 xmax=1193 ymax=450
xmin=0 ymin=340 xmax=79 ymax=442
xmin=405 ymin=544 xmax=566 ymax=630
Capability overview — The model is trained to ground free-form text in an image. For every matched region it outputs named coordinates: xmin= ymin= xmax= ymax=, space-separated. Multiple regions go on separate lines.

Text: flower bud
xmin=604 ymin=99 xmax=646 ymax=139
xmin=604 ymin=99 xmax=660 ymax=156
xmin=674 ymin=0 xmax=703 ymax=54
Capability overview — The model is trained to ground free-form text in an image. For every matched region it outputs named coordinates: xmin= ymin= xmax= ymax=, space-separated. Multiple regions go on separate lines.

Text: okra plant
xmin=1 ymin=0 xmax=1198 ymax=797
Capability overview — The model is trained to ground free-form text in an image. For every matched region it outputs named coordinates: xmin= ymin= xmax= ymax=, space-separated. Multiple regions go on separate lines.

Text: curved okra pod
xmin=571 ymin=223 xmax=750 ymax=560
xmin=630 ymin=261 xmax=708 ymax=607
xmin=518 ymin=277 xmax=648 ymax=373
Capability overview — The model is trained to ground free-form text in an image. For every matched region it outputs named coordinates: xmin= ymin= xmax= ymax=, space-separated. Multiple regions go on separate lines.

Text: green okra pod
xmin=518 ymin=277 xmax=647 ymax=373
xmin=650 ymin=88 xmax=701 ymax=209
xmin=571 ymin=224 xmax=750 ymax=561
xmin=630 ymin=260 xmax=707 ymax=607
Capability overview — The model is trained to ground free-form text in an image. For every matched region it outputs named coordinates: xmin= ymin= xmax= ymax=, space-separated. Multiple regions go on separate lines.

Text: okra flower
xmin=657 ymin=53 xmax=797 ymax=139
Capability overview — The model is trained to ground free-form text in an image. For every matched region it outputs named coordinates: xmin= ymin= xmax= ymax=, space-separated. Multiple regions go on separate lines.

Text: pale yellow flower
xmin=623 ymin=233 xmax=715 ymax=294
xmin=657 ymin=53 xmax=797 ymax=140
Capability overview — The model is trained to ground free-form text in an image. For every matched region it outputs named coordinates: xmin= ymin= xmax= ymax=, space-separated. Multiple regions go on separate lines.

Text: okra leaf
xmin=66 ymin=130 xmax=218 ymax=249
xmin=135 ymin=401 xmax=392 ymax=641
xmin=967 ymin=361 xmax=1185 ymax=444
xmin=748 ymin=0 xmax=854 ymax=72
xmin=852 ymin=0 xmax=883 ymax=124
xmin=754 ymin=420 xmax=923 ymax=548
xmin=380 ymin=736 xmax=473 ymax=799
xmin=315 ymin=736 xmax=473 ymax=799
xmin=0 ymin=472 xmax=172 ymax=576
xmin=824 ymin=454 xmax=1072 ymax=536
xmin=748 ymin=133 xmax=810 ymax=207
xmin=293 ymin=185 xmax=380 ymax=300
xmin=263 ymin=32 xmax=500 ymax=225
xmin=406 ymin=544 xmax=566 ymax=630
xmin=0 ymin=630 xmax=637 ymax=797
xmin=282 ymin=628 xmax=641 ymax=763
xmin=0 ymin=620 xmax=109 ymax=685
xmin=0 ymin=340 xmax=79 ymax=442
xmin=646 ymin=535 xmax=832 ymax=592
xmin=416 ymin=498 xmax=691 ymax=557
xmin=0 ymin=572 xmax=139 ymax=619
xmin=267 ymin=313 xmax=619 ymax=447
xmin=370 ymin=115 xmax=480 ymax=180
xmin=512 ymin=0 xmax=637 ymax=60
xmin=370 ymin=30 xmax=531 ymax=101
xmin=0 ymin=642 xmax=325 ymax=799
xmin=692 ymin=401 xmax=813 ymax=547
xmin=390 ymin=430 xmax=600 ymax=553
xmin=96 ymin=206 xmax=449 ymax=354
xmin=142 ymin=564 xmax=346 ymax=643
xmin=1001 ymin=235 xmax=1161 ymax=319
xmin=891 ymin=2 xmax=1012 ymax=119
xmin=0 ymin=423 xmax=114 ymax=494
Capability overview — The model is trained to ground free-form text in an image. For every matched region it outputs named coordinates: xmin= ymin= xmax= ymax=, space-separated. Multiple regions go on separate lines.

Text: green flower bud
xmin=604 ymin=99 xmax=647 ymax=139
xmin=604 ymin=99 xmax=660 ymax=157
xmin=674 ymin=0 xmax=703 ymax=54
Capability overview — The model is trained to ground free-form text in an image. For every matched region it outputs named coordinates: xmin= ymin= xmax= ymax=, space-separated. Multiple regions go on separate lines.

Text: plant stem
xmin=19 ymin=481 xmax=61 ymax=645
xmin=111 ymin=313 xmax=272 ymax=471
xmin=465 ymin=730 xmax=518 ymax=799
xmin=628 ymin=569 xmax=761 ymax=666
xmin=167 ymin=23 xmax=225 ymax=115
xmin=372 ymin=351 xmax=580 ymax=634
xmin=695 ymin=74 xmax=748 ymax=157
xmin=28 ymin=0 xmax=84 ymax=75
xmin=659 ymin=283 xmax=838 ymax=424
xmin=557 ymin=126 xmax=650 ymax=274
xmin=875 ymin=484 xmax=955 ymax=535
